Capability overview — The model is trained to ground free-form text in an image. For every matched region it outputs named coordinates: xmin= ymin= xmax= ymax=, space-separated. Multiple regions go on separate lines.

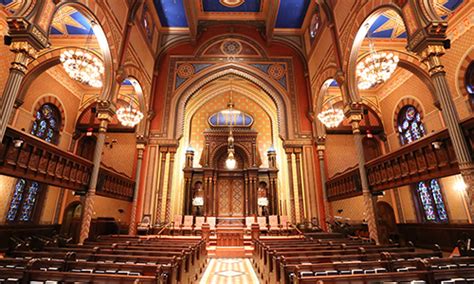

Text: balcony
xmin=0 ymin=127 xmax=135 ymax=201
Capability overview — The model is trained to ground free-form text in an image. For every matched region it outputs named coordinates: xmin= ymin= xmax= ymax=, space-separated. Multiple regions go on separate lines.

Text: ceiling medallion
xmin=268 ymin=64 xmax=285 ymax=80
xmin=221 ymin=40 xmax=242 ymax=56
xmin=177 ymin=63 xmax=195 ymax=79
xmin=219 ymin=0 xmax=245 ymax=8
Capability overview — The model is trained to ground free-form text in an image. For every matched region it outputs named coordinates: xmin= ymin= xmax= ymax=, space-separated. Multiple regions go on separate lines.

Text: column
xmin=285 ymin=148 xmax=297 ymax=223
xmin=154 ymin=148 xmax=168 ymax=223
xmin=418 ymin=45 xmax=474 ymax=221
xmin=267 ymin=148 xmax=279 ymax=216
xmin=316 ymin=136 xmax=330 ymax=226
xmin=79 ymin=103 xmax=114 ymax=244
xmin=128 ymin=138 xmax=146 ymax=235
xmin=165 ymin=148 xmax=177 ymax=222
xmin=0 ymin=41 xmax=38 ymax=141
xmin=294 ymin=148 xmax=305 ymax=222
xmin=347 ymin=107 xmax=379 ymax=244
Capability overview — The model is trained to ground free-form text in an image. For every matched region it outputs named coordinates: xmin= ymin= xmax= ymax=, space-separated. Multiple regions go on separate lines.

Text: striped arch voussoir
xmin=33 ymin=96 xmax=66 ymax=132
xmin=457 ymin=49 xmax=474 ymax=97
xmin=393 ymin=97 xmax=423 ymax=131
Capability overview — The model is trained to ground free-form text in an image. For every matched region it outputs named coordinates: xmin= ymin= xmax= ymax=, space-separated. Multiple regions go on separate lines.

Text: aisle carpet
xmin=199 ymin=258 xmax=260 ymax=283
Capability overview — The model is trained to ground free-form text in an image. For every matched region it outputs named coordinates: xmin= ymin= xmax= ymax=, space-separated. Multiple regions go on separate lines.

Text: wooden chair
xmin=172 ymin=215 xmax=183 ymax=235
xmin=246 ymin=216 xmax=256 ymax=233
xmin=182 ymin=215 xmax=194 ymax=234
xmin=194 ymin=216 xmax=206 ymax=235
xmin=279 ymin=215 xmax=290 ymax=233
xmin=257 ymin=216 xmax=268 ymax=234
xmin=268 ymin=215 xmax=279 ymax=234
xmin=207 ymin=217 xmax=216 ymax=233
xmin=137 ymin=214 xmax=151 ymax=235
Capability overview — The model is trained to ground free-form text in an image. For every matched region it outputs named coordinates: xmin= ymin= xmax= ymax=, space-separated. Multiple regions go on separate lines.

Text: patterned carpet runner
xmin=199 ymin=258 xmax=260 ymax=283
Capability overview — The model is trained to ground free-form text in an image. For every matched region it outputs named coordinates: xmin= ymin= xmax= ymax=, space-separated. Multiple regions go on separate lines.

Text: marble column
xmin=79 ymin=105 xmax=114 ymax=244
xmin=285 ymin=148 xmax=297 ymax=223
xmin=294 ymin=148 xmax=305 ymax=222
xmin=418 ymin=45 xmax=474 ymax=222
xmin=0 ymin=42 xmax=37 ymax=142
xmin=348 ymin=109 xmax=379 ymax=244
xmin=316 ymin=136 xmax=330 ymax=226
xmin=129 ymin=139 xmax=146 ymax=235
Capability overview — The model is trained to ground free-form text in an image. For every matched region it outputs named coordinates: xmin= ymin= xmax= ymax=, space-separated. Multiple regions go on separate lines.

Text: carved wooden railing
xmin=97 ymin=165 xmax=135 ymax=201
xmin=326 ymin=166 xmax=362 ymax=201
xmin=366 ymin=117 xmax=474 ymax=192
xmin=0 ymin=127 xmax=93 ymax=191
xmin=326 ymin=117 xmax=474 ymax=198
xmin=0 ymin=127 xmax=135 ymax=201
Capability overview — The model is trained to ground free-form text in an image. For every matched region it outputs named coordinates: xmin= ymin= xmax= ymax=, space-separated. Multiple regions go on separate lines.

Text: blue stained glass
xmin=19 ymin=182 xmax=40 ymax=222
xmin=31 ymin=104 xmax=61 ymax=145
xmin=42 ymin=105 xmax=52 ymax=118
xmin=6 ymin=179 xmax=26 ymax=222
xmin=398 ymin=106 xmax=425 ymax=146
xmin=417 ymin=182 xmax=436 ymax=221
xmin=402 ymin=120 xmax=409 ymax=130
xmin=36 ymin=111 xmax=41 ymax=120
xmin=430 ymin=179 xmax=448 ymax=221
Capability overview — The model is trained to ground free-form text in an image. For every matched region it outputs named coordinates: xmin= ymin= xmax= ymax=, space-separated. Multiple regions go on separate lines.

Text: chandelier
xmin=317 ymin=107 xmax=345 ymax=128
xmin=116 ymin=103 xmax=144 ymax=127
xmin=225 ymin=130 xmax=237 ymax=170
xmin=356 ymin=42 xmax=399 ymax=90
xmin=60 ymin=49 xmax=104 ymax=88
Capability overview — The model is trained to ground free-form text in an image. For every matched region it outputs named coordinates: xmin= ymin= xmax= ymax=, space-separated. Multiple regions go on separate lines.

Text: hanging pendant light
xmin=356 ymin=40 xmax=399 ymax=90
xmin=116 ymin=99 xmax=144 ymax=127
xmin=60 ymin=21 xmax=104 ymax=88
xmin=225 ymin=79 xmax=237 ymax=170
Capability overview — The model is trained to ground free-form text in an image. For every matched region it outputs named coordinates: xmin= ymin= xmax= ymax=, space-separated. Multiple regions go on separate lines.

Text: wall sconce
xmin=13 ymin=138 xmax=24 ymax=148
xmin=432 ymin=141 xmax=443 ymax=149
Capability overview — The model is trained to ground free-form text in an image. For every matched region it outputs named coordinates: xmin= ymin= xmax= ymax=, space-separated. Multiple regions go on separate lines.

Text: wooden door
xmin=217 ymin=178 xmax=244 ymax=216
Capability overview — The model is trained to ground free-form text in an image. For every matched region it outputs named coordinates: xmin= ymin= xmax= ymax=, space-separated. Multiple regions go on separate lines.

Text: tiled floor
xmin=199 ymin=258 xmax=260 ymax=283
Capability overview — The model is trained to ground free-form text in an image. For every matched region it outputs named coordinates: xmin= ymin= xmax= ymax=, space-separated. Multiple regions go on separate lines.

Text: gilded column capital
xmin=10 ymin=41 xmax=38 ymax=59
xmin=344 ymin=102 xmax=363 ymax=134
xmin=418 ymin=45 xmax=446 ymax=76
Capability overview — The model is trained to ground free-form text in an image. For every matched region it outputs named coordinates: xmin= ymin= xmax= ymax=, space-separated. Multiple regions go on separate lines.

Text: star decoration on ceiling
xmin=1 ymin=0 xmax=23 ymax=14
xmin=373 ymin=10 xmax=406 ymax=38
xmin=51 ymin=6 xmax=89 ymax=35
xmin=431 ymin=0 xmax=454 ymax=17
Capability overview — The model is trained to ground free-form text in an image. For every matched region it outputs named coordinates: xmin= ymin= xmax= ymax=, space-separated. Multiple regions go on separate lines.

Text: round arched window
xmin=31 ymin=103 xmax=62 ymax=144
xmin=465 ymin=61 xmax=474 ymax=110
xmin=397 ymin=105 xmax=425 ymax=146
xmin=309 ymin=7 xmax=321 ymax=39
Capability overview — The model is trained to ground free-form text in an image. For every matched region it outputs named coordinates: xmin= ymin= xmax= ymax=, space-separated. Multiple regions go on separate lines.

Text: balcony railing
xmin=326 ymin=166 xmax=361 ymax=201
xmin=0 ymin=127 xmax=135 ymax=201
xmin=326 ymin=117 xmax=473 ymax=197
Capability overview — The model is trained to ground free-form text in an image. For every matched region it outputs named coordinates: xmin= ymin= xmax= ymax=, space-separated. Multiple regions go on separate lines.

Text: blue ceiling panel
xmin=202 ymin=0 xmax=261 ymax=12
xmin=275 ymin=0 xmax=310 ymax=29
xmin=50 ymin=9 xmax=93 ymax=35
xmin=154 ymin=0 xmax=188 ymax=28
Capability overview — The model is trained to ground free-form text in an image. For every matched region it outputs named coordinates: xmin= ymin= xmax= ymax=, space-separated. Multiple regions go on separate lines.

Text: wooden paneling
xmin=97 ymin=166 xmax=135 ymax=201
xmin=398 ymin=223 xmax=474 ymax=251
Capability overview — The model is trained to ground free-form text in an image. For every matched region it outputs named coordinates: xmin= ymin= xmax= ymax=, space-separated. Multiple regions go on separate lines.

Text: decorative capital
xmin=10 ymin=40 xmax=37 ymax=59
xmin=334 ymin=70 xmax=345 ymax=86
xmin=316 ymin=135 xmax=326 ymax=149
xmin=7 ymin=18 xmax=49 ymax=50
xmin=417 ymin=44 xmax=446 ymax=76
xmin=136 ymin=135 xmax=147 ymax=147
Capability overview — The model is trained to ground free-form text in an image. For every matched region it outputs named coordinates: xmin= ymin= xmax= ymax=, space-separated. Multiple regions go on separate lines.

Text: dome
xmin=208 ymin=103 xmax=253 ymax=128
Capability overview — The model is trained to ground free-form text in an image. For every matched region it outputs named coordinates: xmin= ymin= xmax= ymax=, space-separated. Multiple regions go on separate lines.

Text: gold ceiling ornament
xmin=219 ymin=0 xmax=245 ymax=8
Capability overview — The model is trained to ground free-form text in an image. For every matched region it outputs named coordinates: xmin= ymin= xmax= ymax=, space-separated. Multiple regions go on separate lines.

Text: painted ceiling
xmin=154 ymin=0 xmax=311 ymax=29
xmin=368 ymin=0 xmax=463 ymax=39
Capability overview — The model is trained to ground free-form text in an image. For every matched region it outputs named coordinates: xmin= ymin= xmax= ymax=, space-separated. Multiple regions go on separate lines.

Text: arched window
xmin=6 ymin=103 xmax=61 ymax=223
xmin=416 ymin=179 xmax=448 ymax=223
xmin=309 ymin=5 xmax=321 ymax=42
xmin=31 ymin=103 xmax=61 ymax=144
xmin=397 ymin=105 xmax=425 ymax=146
xmin=465 ymin=61 xmax=474 ymax=110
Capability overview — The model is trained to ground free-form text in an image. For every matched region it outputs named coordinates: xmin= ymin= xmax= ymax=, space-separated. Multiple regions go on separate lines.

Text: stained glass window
xmin=6 ymin=179 xmax=26 ymax=222
xmin=416 ymin=179 xmax=448 ymax=223
xmin=142 ymin=4 xmax=154 ymax=42
xmin=397 ymin=105 xmax=425 ymax=146
xmin=465 ymin=61 xmax=474 ymax=110
xmin=31 ymin=103 xmax=61 ymax=144
xmin=309 ymin=6 xmax=321 ymax=41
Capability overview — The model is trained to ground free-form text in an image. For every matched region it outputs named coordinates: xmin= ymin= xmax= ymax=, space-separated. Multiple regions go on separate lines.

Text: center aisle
xmin=199 ymin=258 xmax=260 ymax=284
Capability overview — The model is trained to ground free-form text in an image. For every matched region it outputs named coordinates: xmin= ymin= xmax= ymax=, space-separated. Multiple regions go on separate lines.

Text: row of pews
xmin=252 ymin=232 xmax=474 ymax=284
xmin=0 ymin=235 xmax=207 ymax=283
